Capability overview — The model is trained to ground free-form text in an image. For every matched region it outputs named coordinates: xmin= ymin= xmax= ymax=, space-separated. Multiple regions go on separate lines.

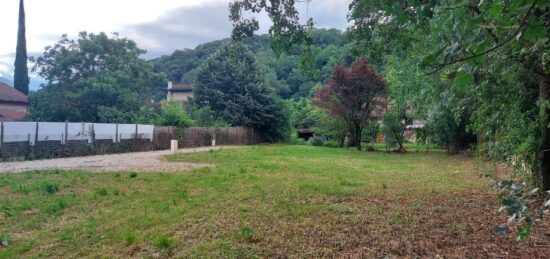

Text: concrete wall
xmin=168 ymin=92 xmax=193 ymax=102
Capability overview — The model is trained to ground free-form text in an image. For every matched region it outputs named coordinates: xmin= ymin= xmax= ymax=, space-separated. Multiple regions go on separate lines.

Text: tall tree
xmin=14 ymin=0 xmax=29 ymax=95
xmin=313 ymin=58 xmax=387 ymax=150
xmin=29 ymin=32 xmax=165 ymax=123
xmin=194 ymin=42 xmax=290 ymax=141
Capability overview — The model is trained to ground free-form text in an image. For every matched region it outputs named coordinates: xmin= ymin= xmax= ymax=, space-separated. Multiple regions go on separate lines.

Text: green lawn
xmin=0 ymin=145 xmax=546 ymax=258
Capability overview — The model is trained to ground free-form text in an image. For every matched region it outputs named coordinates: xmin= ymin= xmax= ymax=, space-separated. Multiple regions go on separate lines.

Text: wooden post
xmin=91 ymin=123 xmax=95 ymax=146
xmin=64 ymin=122 xmax=68 ymax=145
xmin=0 ymin=121 xmax=3 ymax=150
xmin=34 ymin=122 xmax=39 ymax=146
xmin=115 ymin=123 xmax=119 ymax=143
xmin=27 ymin=133 xmax=31 ymax=159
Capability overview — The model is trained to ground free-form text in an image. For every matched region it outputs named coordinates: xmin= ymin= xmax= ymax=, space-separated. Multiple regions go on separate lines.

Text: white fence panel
xmin=36 ymin=122 xmax=65 ymax=142
xmin=1 ymin=122 xmax=155 ymax=144
xmin=3 ymin=122 xmax=37 ymax=144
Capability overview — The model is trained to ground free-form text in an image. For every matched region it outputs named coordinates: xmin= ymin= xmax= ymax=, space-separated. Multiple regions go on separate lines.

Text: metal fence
xmin=0 ymin=122 xmax=263 ymax=162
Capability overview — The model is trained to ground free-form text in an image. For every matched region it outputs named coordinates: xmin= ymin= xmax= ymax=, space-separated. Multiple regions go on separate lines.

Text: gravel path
xmin=0 ymin=146 xmax=237 ymax=173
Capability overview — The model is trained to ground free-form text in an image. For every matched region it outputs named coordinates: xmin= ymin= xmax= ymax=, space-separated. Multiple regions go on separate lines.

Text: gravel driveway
xmin=0 ymin=146 xmax=237 ymax=173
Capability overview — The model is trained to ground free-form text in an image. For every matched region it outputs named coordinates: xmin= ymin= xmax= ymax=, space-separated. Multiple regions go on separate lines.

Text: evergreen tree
xmin=14 ymin=0 xmax=29 ymax=95
xmin=194 ymin=42 xmax=290 ymax=141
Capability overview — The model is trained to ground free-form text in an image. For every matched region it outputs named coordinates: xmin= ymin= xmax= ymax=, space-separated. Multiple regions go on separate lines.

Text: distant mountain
xmin=0 ymin=76 xmax=44 ymax=92
xmin=150 ymin=28 xmax=353 ymax=99
xmin=0 ymin=76 xmax=13 ymax=86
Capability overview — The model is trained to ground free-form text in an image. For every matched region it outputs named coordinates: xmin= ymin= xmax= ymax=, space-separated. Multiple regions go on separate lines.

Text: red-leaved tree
xmin=313 ymin=58 xmax=387 ymax=150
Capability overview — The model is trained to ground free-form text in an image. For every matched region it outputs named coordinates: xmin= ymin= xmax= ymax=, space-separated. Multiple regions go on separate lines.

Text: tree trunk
xmin=538 ymin=73 xmax=550 ymax=191
xmin=354 ymin=124 xmax=362 ymax=151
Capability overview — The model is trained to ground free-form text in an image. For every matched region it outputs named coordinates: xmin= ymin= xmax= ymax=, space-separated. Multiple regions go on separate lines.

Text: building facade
xmin=166 ymin=82 xmax=193 ymax=102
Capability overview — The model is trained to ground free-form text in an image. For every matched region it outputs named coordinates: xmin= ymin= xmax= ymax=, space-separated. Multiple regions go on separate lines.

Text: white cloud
xmin=0 ymin=0 xmax=351 ymax=77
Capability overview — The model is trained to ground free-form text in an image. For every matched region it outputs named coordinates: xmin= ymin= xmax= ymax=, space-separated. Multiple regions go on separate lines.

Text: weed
xmin=1 ymin=233 xmax=11 ymax=247
xmin=155 ymin=235 xmax=173 ymax=249
xmin=48 ymin=198 xmax=67 ymax=214
xmin=129 ymin=172 xmax=138 ymax=178
xmin=39 ymin=182 xmax=59 ymax=195
xmin=240 ymin=227 xmax=255 ymax=242
xmin=126 ymin=232 xmax=137 ymax=245
xmin=392 ymin=213 xmax=405 ymax=224
xmin=94 ymin=188 xmax=108 ymax=197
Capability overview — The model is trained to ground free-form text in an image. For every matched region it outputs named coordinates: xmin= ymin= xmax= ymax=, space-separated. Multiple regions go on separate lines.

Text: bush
xmin=308 ymin=136 xmax=324 ymax=146
xmin=323 ymin=140 xmax=340 ymax=148
xmin=129 ymin=172 xmax=138 ymax=178
xmin=156 ymin=101 xmax=194 ymax=127
xmin=289 ymin=134 xmax=307 ymax=145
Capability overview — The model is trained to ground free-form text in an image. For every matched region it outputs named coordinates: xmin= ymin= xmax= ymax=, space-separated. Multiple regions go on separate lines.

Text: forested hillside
xmin=150 ymin=28 xmax=353 ymax=99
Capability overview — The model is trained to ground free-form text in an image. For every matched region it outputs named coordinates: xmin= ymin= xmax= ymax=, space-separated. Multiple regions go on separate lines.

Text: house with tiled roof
xmin=0 ymin=83 xmax=28 ymax=121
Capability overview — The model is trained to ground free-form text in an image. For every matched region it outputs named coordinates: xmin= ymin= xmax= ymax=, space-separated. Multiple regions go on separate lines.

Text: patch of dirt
xmin=0 ymin=146 xmax=237 ymax=173
xmin=239 ymin=189 xmax=550 ymax=258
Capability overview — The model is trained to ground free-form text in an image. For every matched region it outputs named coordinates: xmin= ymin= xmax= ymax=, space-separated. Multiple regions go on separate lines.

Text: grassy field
xmin=0 ymin=145 xmax=548 ymax=258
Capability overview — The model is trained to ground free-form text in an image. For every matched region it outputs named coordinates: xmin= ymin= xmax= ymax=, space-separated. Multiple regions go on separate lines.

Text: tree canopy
xmin=28 ymin=32 xmax=165 ymax=123
xmin=194 ymin=42 xmax=290 ymax=141
xmin=313 ymin=58 xmax=387 ymax=150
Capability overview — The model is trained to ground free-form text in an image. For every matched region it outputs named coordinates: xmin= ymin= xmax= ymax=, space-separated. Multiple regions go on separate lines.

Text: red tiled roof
xmin=0 ymin=110 xmax=27 ymax=121
xmin=0 ymin=83 xmax=28 ymax=104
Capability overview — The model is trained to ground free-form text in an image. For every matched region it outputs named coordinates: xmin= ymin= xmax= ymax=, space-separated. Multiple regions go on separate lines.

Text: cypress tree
xmin=14 ymin=0 xmax=29 ymax=95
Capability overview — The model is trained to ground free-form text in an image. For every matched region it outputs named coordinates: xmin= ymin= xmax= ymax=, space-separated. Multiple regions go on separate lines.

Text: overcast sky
xmin=0 ymin=0 xmax=351 ymax=82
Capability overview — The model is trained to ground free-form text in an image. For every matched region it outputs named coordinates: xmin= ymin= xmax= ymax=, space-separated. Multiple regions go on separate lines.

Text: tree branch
xmin=426 ymin=0 xmax=539 ymax=75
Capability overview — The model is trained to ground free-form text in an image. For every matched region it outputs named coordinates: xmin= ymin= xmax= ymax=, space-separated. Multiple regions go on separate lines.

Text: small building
xmin=404 ymin=120 xmax=426 ymax=142
xmin=296 ymin=129 xmax=314 ymax=140
xmin=166 ymin=82 xmax=193 ymax=102
xmin=0 ymin=83 xmax=28 ymax=121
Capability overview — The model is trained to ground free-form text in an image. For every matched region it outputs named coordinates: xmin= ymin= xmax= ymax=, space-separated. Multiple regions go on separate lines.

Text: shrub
xmin=323 ymin=140 xmax=340 ymax=148
xmin=308 ymin=136 xmax=324 ymax=146
xmin=156 ymin=101 xmax=195 ymax=127
xmin=289 ymin=134 xmax=307 ymax=145
xmin=129 ymin=172 xmax=138 ymax=178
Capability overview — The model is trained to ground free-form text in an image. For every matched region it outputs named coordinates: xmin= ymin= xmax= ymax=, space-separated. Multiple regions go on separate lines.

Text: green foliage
xmin=288 ymin=98 xmax=321 ymax=129
xmin=323 ymin=140 xmax=340 ymax=148
xmin=194 ymin=42 xmax=291 ymax=141
xmin=156 ymin=101 xmax=194 ymax=127
xmin=155 ymin=235 xmax=174 ymax=249
xmin=185 ymin=103 xmax=229 ymax=127
xmin=129 ymin=172 xmax=137 ymax=178
xmin=39 ymin=182 xmax=59 ymax=195
xmin=495 ymin=181 xmax=550 ymax=241
xmin=151 ymin=30 xmax=351 ymax=100
xmin=125 ymin=232 xmax=137 ymax=245
xmin=94 ymin=188 xmax=108 ymax=197
xmin=308 ymin=136 xmax=324 ymax=147
xmin=29 ymin=32 xmax=166 ymax=123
